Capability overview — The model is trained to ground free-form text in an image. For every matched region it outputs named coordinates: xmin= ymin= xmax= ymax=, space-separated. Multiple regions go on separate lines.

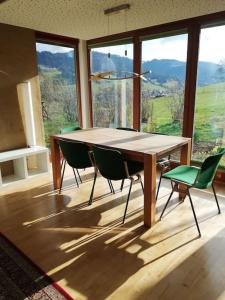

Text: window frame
xmin=87 ymin=10 xmax=225 ymax=180
xmin=35 ymin=31 xmax=83 ymax=127
xmin=87 ymin=10 xmax=225 ymax=133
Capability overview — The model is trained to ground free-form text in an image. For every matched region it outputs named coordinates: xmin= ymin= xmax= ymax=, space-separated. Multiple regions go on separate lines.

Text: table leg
xmin=180 ymin=140 xmax=191 ymax=166
xmin=50 ymin=136 xmax=61 ymax=189
xmin=144 ymin=153 xmax=157 ymax=228
xmin=179 ymin=140 xmax=191 ymax=200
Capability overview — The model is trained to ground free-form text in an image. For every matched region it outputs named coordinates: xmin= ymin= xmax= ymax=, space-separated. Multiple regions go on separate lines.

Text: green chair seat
xmin=162 ymin=165 xmax=200 ymax=186
xmin=159 ymin=148 xmax=225 ymax=237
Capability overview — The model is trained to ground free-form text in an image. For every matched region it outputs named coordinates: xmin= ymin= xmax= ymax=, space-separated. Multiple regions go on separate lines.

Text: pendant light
xmin=90 ymin=3 xmax=150 ymax=81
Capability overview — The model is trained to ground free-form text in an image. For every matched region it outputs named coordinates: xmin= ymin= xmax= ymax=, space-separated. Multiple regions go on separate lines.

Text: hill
xmin=37 ymin=50 xmax=222 ymax=86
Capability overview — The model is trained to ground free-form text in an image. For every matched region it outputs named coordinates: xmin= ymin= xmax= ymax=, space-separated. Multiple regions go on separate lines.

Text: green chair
xmin=89 ymin=146 xmax=144 ymax=223
xmin=58 ymin=140 xmax=93 ymax=193
xmin=151 ymin=132 xmax=171 ymax=201
xmin=116 ymin=128 xmax=170 ymax=195
xmin=159 ymin=148 xmax=225 ymax=237
xmin=116 ymin=127 xmax=138 ymax=132
xmin=60 ymin=126 xmax=81 ymax=134
xmin=116 ymin=127 xmax=141 ymax=191
xmin=60 ymin=126 xmax=82 ymax=184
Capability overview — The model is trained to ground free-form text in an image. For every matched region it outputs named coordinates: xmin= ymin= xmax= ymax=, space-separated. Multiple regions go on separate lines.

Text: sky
xmin=36 ymin=43 xmax=73 ymax=53
xmin=36 ymin=25 xmax=225 ymax=64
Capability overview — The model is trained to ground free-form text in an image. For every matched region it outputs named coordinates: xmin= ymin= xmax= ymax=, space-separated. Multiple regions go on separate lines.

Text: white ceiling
xmin=0 ymin=0 xmax=225 ymax=40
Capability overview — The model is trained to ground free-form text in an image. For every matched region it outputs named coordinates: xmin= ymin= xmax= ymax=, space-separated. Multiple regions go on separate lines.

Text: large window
xmin=141 ymin=33 xmax=188 ymax=135
xmin=193 ymin=25 xmax=225 ymax=166
xmin=36 ymin=42 xmax=79 ymax=147
xmin=90 ymin=42 xmax=133 ymax=128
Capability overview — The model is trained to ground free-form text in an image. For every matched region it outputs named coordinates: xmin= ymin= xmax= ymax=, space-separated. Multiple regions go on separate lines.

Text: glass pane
xmin=193 ymin=25 xmax=225 ymax=167
xmin=90 ymin=44 xmax=133 ymax=128
xmin=36 ymin=43 xmax=79 ymax=147
xmin=141 ymin=34 xmax=188 ymax=135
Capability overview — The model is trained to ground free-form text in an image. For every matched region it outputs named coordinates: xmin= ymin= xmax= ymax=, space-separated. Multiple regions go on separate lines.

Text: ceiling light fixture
xmin=90 ymin=3 xmax=150 ymax=81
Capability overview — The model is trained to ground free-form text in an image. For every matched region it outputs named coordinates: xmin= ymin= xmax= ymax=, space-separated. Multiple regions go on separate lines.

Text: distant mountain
xmin=37 ymin=50 xmax=222 ymax=86
xmin=37 ymin=51 xmax=76 ymax=83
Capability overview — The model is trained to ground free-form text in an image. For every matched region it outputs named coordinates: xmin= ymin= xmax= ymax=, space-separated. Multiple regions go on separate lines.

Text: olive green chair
xmin=60 ymin=126 xmax=82 ymax=184
xmin=159 ymin=148 xmax=225 ymax=237
xmin=60 ymin=126 xmax=81 ymax=134
xmin=58 ymin=140 xmax=93 ymax=193
xmin=89 ymin=146 xmax=144 ymax=223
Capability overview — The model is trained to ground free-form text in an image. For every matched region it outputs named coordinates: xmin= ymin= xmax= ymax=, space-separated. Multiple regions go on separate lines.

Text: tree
xmin=167 ymin=80 xmax=184 ymax=126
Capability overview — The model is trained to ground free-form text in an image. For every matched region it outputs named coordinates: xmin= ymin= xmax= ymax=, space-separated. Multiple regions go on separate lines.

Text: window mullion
xmin=182 ymin=24 xmax=200 ymax=138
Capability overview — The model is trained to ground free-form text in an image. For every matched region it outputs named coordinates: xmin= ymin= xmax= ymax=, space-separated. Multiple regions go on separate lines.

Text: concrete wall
xmin=0 ymin=23 xmax=44 ymax=153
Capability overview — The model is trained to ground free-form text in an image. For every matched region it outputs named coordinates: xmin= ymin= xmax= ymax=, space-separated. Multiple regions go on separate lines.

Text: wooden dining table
xmin=51 ymin=128 xmax=191 ymax=228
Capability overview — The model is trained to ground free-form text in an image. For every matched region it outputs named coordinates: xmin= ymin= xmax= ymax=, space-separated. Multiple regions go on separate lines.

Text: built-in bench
xmin=0 ymin=146 xmax=49 ymax=187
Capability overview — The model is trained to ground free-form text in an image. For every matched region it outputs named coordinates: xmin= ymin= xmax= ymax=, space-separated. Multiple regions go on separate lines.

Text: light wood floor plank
xmin=1 ymin=167 xmax=225 ymax=300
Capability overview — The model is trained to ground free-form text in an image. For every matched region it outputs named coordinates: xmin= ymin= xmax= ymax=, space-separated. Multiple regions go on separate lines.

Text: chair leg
xmin=140 ymin=178 xmax=144 ymax=193
xmin=107 ymin=179 xmax=115 ymax=194
xmin=187 ymin=189 xmax=201 ymax=237
xmin=107 ymin=179 xmax=112 ymax=193
xmin=156 ymin=172 xmax=162 ymax=202
xmin=159 ymin=183 xmax=175 ymax=220
xmin=59 ymin=160 xmax=66 ymax=194
xmin=61 ymin=158 xmax=65 ymax=170
xmin=123 ymin=179 xmax=133 ymax=224
xmin=88 ymin=172 xmax=97 ymax=205
xmin=76 ymin=169 xmax=82 ymax=183
xmin=212 ymin=183 xmax=221 ymax=214
xmin=120 ymin=179 xmax=125 ymax=191
xmin=72 ymin=168 xmax=79 ymax=187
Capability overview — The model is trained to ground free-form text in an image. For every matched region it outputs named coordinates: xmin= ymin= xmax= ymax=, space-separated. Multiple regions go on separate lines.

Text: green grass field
xmin=40 ymin=67 xmax=225 ymax=165
xmin=141 ymin=81 xmax=225 ymax=166
xmin=141 ymin=82 xmax=225 ymax=140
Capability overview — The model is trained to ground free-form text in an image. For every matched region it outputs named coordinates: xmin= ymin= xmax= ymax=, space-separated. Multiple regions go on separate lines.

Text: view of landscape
xmin=36 ymin=43 xmax=79 ymax=147
xmin=90 ymin=44 xmax=133 ymax=128
xmin=36 ymin=25 xmax=225 ymax=166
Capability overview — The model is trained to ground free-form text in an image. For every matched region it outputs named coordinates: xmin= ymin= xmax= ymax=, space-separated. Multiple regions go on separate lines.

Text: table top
xmin=53 ymin=128 xmax=190 ymax=158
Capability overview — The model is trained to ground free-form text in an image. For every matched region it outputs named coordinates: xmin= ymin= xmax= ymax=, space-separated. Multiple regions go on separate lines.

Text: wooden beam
xmin=87 ymin=48 xmax=94 ymax=127
xmin=74 ymin=43 xmax=83 ymax=128
xmin=182 ymin=24 xmax=200 ymax=138
xmin=36 ymin=31 xmax=79 ymax=47
xmin=133 ymin=36 xmax=141 ymax=130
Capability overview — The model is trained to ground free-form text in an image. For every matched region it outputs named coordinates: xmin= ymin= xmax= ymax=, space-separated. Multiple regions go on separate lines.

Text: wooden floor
xmin=1 ymin=166 xmax=225 ymax=300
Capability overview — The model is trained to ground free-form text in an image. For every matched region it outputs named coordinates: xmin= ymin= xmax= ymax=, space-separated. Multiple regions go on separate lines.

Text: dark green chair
xmin=116 ymin=127 xmax=141 ymax=191
xmin=116 ymin=127 xmax=138 ymax=132
xmin=155 ymin=156 xmax=171 ymax=200
xmin=58 ymin=140 xmax=93 ymax=193
xmin=60 ymin=126 xmax=82 ymax=184
xmin=150 ymin=132 xmax=171 ymax=201
xmin=89 ymin=146 xmax=144 ymax=223
xmin=159 ymin=148 xmax=225 ymax=237
xmin=116 ymin=128 xmax=170 ymax=195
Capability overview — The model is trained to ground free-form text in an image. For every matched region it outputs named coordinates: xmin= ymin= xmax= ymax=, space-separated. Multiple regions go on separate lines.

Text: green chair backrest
xmin=93 ymin=146 xmax=128 ymax=180
xmin=60 ymin=126 xmax=81 ymax=134
xmin=195 ymin=148 xmax=225 ymax=189
xmin=116 ymin=127 xmax=138 ymax=132
xmin=59 ymin=140 xmax=92 ymax=169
